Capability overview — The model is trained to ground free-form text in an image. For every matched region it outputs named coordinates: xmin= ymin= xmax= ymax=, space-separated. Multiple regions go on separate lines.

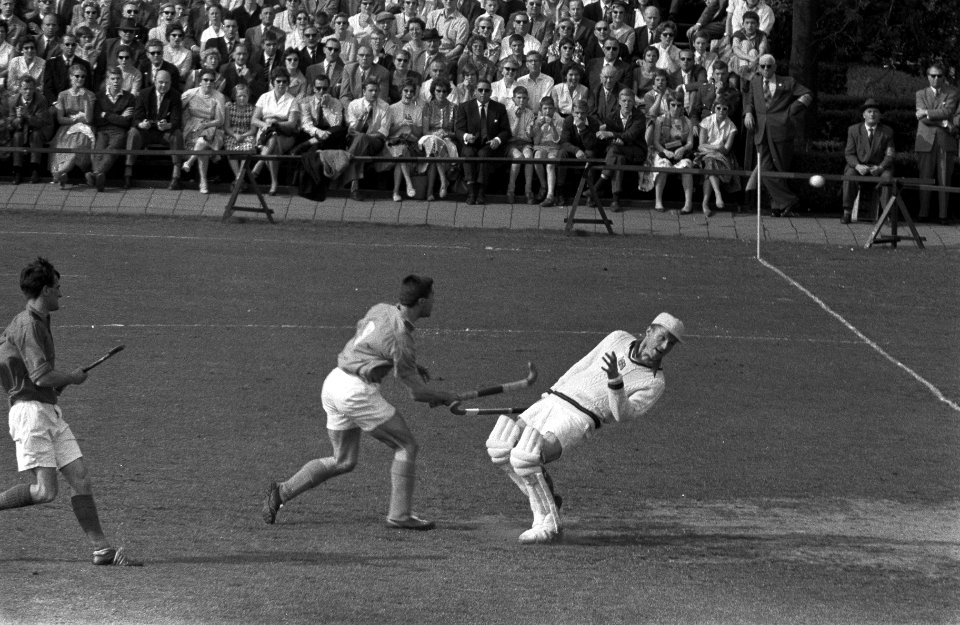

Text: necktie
xmin=327 ymin=62 xmax=334 ymax=79
xmin=479 ymin=103 xmax=488 ymax=141
xmin=763 ymin=78 xmax=772 ymax=104
xmin=359 ymin=108 xmax=369 ymax=133
xmin=867 ymin=127 xmax=873 ymax=142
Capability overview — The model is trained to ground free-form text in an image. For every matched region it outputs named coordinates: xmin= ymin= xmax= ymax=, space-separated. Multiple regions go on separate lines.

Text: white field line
xmin=758 ymin=257 xmax=960 ymax=413
xmin=57 ymin=323 xmax=864 ymax=344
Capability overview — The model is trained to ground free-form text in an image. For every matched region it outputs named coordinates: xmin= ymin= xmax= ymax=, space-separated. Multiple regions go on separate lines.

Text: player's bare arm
xmin=35 ymin=367 xmax=88 ymax=389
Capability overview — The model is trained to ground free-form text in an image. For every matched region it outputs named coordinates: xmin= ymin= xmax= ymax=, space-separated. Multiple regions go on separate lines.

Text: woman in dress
xmin=69 ymin=1 xmax=106 ymax=52
xmin=652 ymin=21 xmax=680 ymax=74
xmin=631 ymin=45 xmax=659 ymax=98
xmin=223 ymin=82 xmax=258 ymax=183
xmin=651 ymin=91 xmax=696 ymax=213
xmin=458 ymin=35 xmax=496 ymax=84
xmin=181 ymin=69 xmax=225 ymax=193
xmin=387 ymin=78 xmax=424 ymax=201
xmin=115 ymin=44 xmax=142 ymax=96
xmin=530 ymin=95 xmax=562 ymax=206
xmin=186 ymin=47 xmax=224 ymax=92
xmin=7 ymin=36 xmax=44 ymax=92
xmin=282 ymin=47 xmax=307 ymax=99
xmin=607 ymin=2 xmax=635 ymax=56
xmin=50 ymin=63 xmax=96 ymax=188
xmin=163 ymin=24 xmax=193 ymax=80
xmin=549 ymin=64 xmax=586 ymax=117
xmin=251 ymin=68 xmax=301 ymax=195
xmin=0 ymin=21 xmax=17 ymax=89
xmin=402 ymin=18 xmax=427 ymax=76
xmin=473 ymin=16 xmax=501 ymax=64
xmin=418 ymin=77 xmax=458 ymax=201
xmin=696 ymin=97 xmax=740 ymax=216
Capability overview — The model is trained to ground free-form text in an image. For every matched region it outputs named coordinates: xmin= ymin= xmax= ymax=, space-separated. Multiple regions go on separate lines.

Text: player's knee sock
xmin=0 ymin=484 xmax=35 ymax=510
xmin=70 ymin=495 xmax=109 ymax=549
xmin=388 ymin=459 xmax=416 ymax=520
xmin=280 ymin=457 xmax=338 ymax=502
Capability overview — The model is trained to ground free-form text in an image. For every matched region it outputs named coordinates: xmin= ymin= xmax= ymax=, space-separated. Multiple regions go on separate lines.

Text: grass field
xmin=0 ymin=213 xmax=958 ymax=625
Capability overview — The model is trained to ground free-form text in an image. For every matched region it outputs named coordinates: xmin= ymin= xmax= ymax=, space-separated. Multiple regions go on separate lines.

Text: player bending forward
xmin=262 ymin=275 xmax=460 ymax=530
xmin=0 ymin=258 xmax=140 ymax=565
xmin=486 ymin=312 xmax=684 ymax=544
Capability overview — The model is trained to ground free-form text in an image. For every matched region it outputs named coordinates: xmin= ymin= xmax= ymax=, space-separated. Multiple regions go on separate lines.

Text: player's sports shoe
xmin=262 ymin=482 xmax=283 ymax=524
xmin=93 ymin=547 xmax=143 ymax=566
xmin=518 ymin=526 xmax=561 ymax=545
xmin=386 ymin=515 xmax=435 ymax=531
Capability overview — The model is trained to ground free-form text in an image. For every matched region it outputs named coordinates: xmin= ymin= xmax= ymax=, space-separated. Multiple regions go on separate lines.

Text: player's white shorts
xmin=321 ymin=367 xmax=397 ymax=432
xmin=8 ymin=401 xmax=83 ymax=472
xmin=517 ymin=393 xmax=595 ymax=455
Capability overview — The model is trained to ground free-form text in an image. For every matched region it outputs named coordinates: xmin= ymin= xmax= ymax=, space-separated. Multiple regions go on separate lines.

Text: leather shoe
xmin=465 ymin=192 xmax=476 ymax=205
xmin=168 ymin=178 xmax=182 ymax=191
xmin=476 ymin=190 xmax=486 ymax=205
xmin=30 ymin=170 xmax=40 ymax=184
xmin=12 ymin=170 xmax=22 ymax=185
xmin=841 ymin=210 xmax=852 ymax=224
xmin=123 ymin=176 xmax=133 ymax=190
xmin=349 ymin=188 xmax=362 ymax=201
xmin=610 ymin=196 xmax=622 ymax=212
xmin=96 ymin=172 xmax=106 ymax=192
xmin=85 ymin=172 xmax=96 ymax=188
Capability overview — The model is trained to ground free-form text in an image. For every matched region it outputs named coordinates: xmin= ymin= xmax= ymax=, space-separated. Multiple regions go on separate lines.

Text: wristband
xmin=607 ymin=376 xmax=624 ymax=390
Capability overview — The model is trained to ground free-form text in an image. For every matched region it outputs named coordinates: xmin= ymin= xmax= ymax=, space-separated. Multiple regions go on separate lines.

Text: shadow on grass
xmin=153 ymin=551 xmax=449 ymax=566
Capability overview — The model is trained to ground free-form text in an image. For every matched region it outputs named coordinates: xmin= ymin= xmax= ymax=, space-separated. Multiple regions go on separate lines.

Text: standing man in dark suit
xmin=455 ymin=78 xmax=511 ymax=204
xmin=915 ymin=62 xmax=958 ymax=224
xmin=567 ymin=0 xmax=595 ymax=49
xmin=742 ymin=54 xmax=812 ymax=217
xmin=595 ymin=87 xmax=646 ymax=210
xmin=841 ymin=98 xmax=895 ymax=224
xmin=587 ymin=65 xmax=626 ymax=122
xmin=125 ymin=69 xmax=184 ymax=189
xmin=632 ymin=4 xmax=660 ymax=62
xmin=43 ymin=33 xmax=93 ymax=101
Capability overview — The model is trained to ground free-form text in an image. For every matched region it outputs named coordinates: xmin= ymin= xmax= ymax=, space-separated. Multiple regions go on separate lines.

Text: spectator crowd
xmin=0 ymin=0 xmax=956 ymax=222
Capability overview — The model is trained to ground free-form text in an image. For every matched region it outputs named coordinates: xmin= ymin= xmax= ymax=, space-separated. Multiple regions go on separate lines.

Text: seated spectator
xmin=125 ymin=68 xmax=184 ymax=190
xmin=841 ymin=98 xmax=894 ymax=224
xmin=50 ymin=62 xmax=96 ymax=188
xmin=726 ymin=0 xmax=775 ymax=41
xmin=70 ymin=3 xmax=106 ymax=54
xmin=690 ymin=30 xmax=718 ymax=78
xmin=388 ymin=49 xmax=421 ymax=103
xmin=631 ymin=44 xmax=658 ymax=97
xmin=418 ymin=77 xmax=458 ymax=200
xmin=543 ymin=36 xmax=582 ymax=85
xmin=298 ymin=24 xmax=324 ymax=68
xmin=459 ymin=35 xmax=496 ymax=84
xmin=595 ymin=87 xmax=646 ymax=211
xmin=503 ymin=84 xmax=535 ymax=203
xmin=419 ymin=56 xmax=448 ymax=100
xmin=727 ymin=10 xmax=766 ymax=84
xmin=652 ymin=21 xmax=680 ymax=74
xmin=221 ymin=44 xmax=267 ymax=102
xmin=543 ymin=19 xmax=578 ymax=65
xmin=557 ymin=97 xmax=600 ymax=198
xmin=530 ymin=95 xmax=563 ymax=206
xmin=642 ymin=68 xmax=670 ymax=118
xmin=331 ymin=12 xmax=359 ymax=63
xmin=402 ymin=17 xmax=429 ymax=75
xmin=365 ymin=28 xmax=395 ymax=72
xmin=349 ymin=0 xmax=378 ymax=41
xmin=223 ymin=83 xmax=259 ymax=181
xmin=163 ymin=25 xmax=194 ymax=80
xmin=418 ymin=27 xmax=446 ymax=79
xmin=245 ymin=5 xmax=285 ymax=57
xmin=187 ymin=47 xmax=221 ymax=91
xmin=374 ymin=12 xmax=404 ymax=59
xmin=113 ymin=44 xmax=142 ymax=95
xmin=339 ymin=45 xmax=391 ymax=110
xmin=343 ymin=78 xmax=392 ymax=200
xmin=7 ymin=75 xmax=53 ymax=184
xmin=607 ymin=2 xmax=635 ymax=56
xmin=282 ymin=47 xmax=307 ymax=98
xmin=516 ymin=51 xmax=553 ymax=112
xmin=455 ymin=78 xmax=510 ymax=205
xmin=305 ymin=36 xmax=343 ymax=97
xmin=585 ymin=37 xmax=628 ymax=89
xmin=499 ymin=33 xmax=526 ymax=70
xmin=387 ymin=78 xmax=424 ymax=200
xmin=500 ymin=11 xmax=539 ymax=60
xmin=180 ymin=68 xmax=225 ymax=193
xmin=451 ymin=62 xmax=479 ymax=104
xmin=651 ymin=91 xmax=696 ymax=212
xmin=149 ymin=2 xmax=179 ymax=43
xmin=295 ymin=73 xmax=347 ymax=153
xmin=394 ymin=0 xmax=422 ymax=43
xmin=142 ymin=38 xmax=182 ymax=92
xmin=7 ymin=37 xmax=45 ymax=93
xmin=473 ymin=15 xmax=501 ymax=63
xmin=589 ymin=63 xmax=627 ymax=121
xmin=250 ymin=67 xmax=301 ymax=194
xmin=43 ymin=33 xmax=93 ymax=102
xmin=100 ymin=18 xmax=144 ymax=82
xmin=491 ymin=58 xmax=520 ymax=104
xmin=473 ymin=0 xmax=504 ymax=46
xmin=87 ymin=66 xmax=136 ymax=191
xmin=550 ymin=64 xmax=587 ymax=116
xmin=695 ymin=96 xmax=740 ymax=216
xmin=283 ymin=10 xmax=311 ymax=51
xmin=74 ymin=26 xmax=102 ymax=75
xmin=0 ymin=0 xmax=27 ymax=49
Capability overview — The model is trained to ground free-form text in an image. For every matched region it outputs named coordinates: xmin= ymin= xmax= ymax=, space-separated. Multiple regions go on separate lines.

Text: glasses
xmin=396 ymin=57 xmax=409 ymax=62
xmin=315 ymin=84 xmax=329 ymax=90
xmin=503 ymin=66 xmax=517 ymax=71
xmin=515 ymin=19 xmax=528 ymax=24
xmin=610 ymin=10 xmax=623 ymax=14
xmin=162 ymin=10 xmax=174 ymax=14
xmin=170 ymin=33 xmax=183 ymax=38
xmin=929 ymin=73 xmax=944 ymax=78
xmin=595 ymin=26 xmax=608 ymax=31
xmin=603 ymin=45 xmax=617 ymax=50
xmin=274 ymin=79 xmax=289 ymax=84
xmin=118 ymin=54 xmax=131 ymax=59
xmin=63 ymin=41 xmax=77 ymax=46
xmin=758 ymin=63 xmax=774 ymax=68
xmin=201 ymin=78 xmax=214 ymax=82
xmin=148 ymin=50 xmax=162 ymax=55
xmin=680 ymin=57 xmax=694 ymax=61
xmin=661 ymin=31 xmax=674 ymax=37
xmin=286 ymin=57 xmax=299 ymax=63
xmin=476 ymin=87 xmax=491 ymax=92
xmin=84 ymin=9 xmax=96 ymax=13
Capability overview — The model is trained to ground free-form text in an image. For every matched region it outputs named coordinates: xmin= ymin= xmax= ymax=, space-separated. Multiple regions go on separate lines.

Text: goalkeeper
xmin=485 ymin=312 xmax=685 ymax=544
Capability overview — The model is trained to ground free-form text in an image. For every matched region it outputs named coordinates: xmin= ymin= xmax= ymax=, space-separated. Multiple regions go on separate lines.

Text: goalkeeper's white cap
xmin=652 ymin=312 xmax=685 ymax=343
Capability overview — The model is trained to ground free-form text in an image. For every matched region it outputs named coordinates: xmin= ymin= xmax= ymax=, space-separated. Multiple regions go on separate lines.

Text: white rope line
xmin=757 ymin=257 xmax=960 ymax=413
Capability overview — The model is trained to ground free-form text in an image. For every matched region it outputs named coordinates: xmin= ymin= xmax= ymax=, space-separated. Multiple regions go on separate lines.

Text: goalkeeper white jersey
xmin=551 ymin=330 xmax=666 ymax=426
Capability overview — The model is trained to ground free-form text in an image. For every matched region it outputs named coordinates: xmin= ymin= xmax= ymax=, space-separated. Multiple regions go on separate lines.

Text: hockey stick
xmin=449 ymin=402 xmax=528 ymax=416
xmin=457 ymin=362 xmax=538 ymax=400
xmin=56 ymin=345 xmax=125 ymax=394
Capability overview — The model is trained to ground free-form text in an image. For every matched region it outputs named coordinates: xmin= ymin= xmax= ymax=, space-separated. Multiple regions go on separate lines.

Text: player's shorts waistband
xmin=546 ymin=389 xmax=602 ymax=429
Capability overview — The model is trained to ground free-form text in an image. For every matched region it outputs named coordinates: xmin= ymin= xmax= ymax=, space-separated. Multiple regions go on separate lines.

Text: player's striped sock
xmin=0 ymin=484 xmax=34 ymax=510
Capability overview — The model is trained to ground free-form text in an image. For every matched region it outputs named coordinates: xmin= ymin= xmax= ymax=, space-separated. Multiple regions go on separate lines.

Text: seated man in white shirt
xmin=344 ymin=78 xmax=392 ymax=199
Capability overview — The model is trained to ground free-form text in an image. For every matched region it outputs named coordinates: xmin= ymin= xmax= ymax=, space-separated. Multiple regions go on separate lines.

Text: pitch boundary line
xmin=58 ymin=323 xmax=865 ymax=344
xmin=758 ymin=257 xmax=960 ymax=413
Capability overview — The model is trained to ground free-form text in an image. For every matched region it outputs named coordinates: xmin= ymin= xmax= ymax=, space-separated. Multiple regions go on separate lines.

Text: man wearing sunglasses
xmin=584 ymin=35 xmax=627 ymax=89
xmin=915 ymin=62 xmax=958 ymax=225
xmin=140 ymin=38 xmax=183 ymax=92
xmin=742 ymin=53 xmax=812 ymax=217
xmin=42 ymin=33 xmax=92 ymax=101
xmin=455 ymin=78 xmax=511 ymax=205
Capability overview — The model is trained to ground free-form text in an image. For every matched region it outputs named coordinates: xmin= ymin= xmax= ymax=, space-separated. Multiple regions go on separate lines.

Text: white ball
xmin=809 ymin=175 xmax=826 ymax=188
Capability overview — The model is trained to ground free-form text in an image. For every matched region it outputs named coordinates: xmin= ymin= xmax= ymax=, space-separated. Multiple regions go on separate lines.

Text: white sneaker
xmin=518 ymin=526 xmax=561 ymax=544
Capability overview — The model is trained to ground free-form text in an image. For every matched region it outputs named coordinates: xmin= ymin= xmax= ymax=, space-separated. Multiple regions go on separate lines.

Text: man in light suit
xmin=338 ymin=45 xmax=391 ymax=109
xmin=455 ymin=78 xmax=511 ymax=204
xmin=742 ymin=53 xmax=812 ymax=217
xmin=915 ymin=62 xmax=958 ymax=224
xmin=125 ymin=69 xmax=184 ymax=189
xmin=841 ymin=98 xmax=895 ymax=224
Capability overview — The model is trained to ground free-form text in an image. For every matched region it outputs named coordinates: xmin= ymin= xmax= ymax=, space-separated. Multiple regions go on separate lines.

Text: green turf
xmin=0 ymin=214 xmax=957 ymax=624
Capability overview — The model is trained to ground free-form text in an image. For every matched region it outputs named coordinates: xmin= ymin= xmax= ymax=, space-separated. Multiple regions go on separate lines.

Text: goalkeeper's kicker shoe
xmin=262 ymin=482 xmax=283 ymax=524
xmin=93 ymin=547 xmax=143 ymax=566
xmin=386 ymin=515 xmax=435 ymax=531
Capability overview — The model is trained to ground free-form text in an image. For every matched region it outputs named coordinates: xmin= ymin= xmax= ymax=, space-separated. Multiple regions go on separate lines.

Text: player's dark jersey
xmin=0 ymin=308 xmax=58 ymax=406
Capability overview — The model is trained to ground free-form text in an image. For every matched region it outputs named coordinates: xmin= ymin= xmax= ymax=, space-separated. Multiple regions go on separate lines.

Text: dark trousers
xmin=602 ymin=144 xmax=645 ymax=194
xmin=126 ymin=127 xmax=184 ymax=168
xmin=92 ymin=127 xmax=128 ymax=174
xmin=558 ymin=147 xmax=597 ymax=187
xmin=344 ymin=133 xmax=385 ymax=182
xmin=462 ymin=143 xmax=506 ymax=185
xmin=11 ymin=130 xmax=44 ymax=167
xmin=757 ymin=135 xmax=798 ymax=211
xmin=917 ymin=143 xmax=957 ymax=219
xmin=842 ymin=166 xmax=892 ymax=212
